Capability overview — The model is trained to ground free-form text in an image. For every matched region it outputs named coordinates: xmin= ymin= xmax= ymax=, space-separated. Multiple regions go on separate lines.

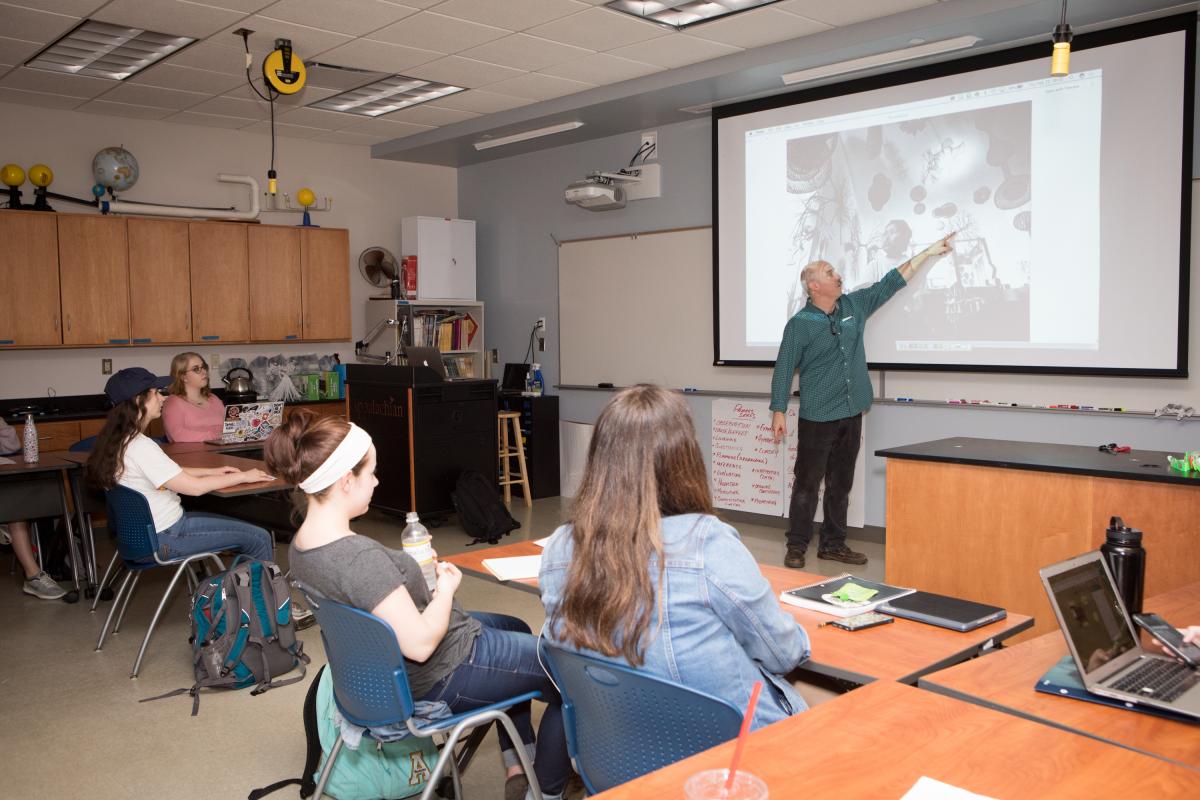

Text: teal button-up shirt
xmin=769 ymin=269 xmax=906 ymax=421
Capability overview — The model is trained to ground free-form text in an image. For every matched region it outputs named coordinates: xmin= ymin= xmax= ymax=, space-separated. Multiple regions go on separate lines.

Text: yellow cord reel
xmin=262 ymin=38 xmax=306 ymax=95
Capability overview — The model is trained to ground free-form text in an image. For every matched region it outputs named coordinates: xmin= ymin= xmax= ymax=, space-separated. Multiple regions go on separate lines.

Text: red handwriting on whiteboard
xmin=733 ymin=404 xmax=756 ymax=419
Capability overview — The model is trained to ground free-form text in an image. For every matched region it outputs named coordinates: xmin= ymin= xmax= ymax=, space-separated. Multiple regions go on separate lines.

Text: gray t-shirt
xmin=289 ymin=534 xmax=481 ymax=699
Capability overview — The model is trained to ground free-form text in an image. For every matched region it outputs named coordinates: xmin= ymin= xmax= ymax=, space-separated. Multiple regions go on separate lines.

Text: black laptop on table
xmin=1040 ymin=551 xmax=1200 ymax=719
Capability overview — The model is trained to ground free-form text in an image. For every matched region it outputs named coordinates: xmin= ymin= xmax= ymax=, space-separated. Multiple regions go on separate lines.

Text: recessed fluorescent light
xmin=307 ymin=74 xmax=465 ymax=117
xmin=25 ymin=19 xmax=195 ymax=80
xmin=606 ymin=0 xmax=782 ymax=29
xmin=781 ymin=35 xmax=983 ymax=86
xmin=474 ymin=121 xmax=585 ymax=151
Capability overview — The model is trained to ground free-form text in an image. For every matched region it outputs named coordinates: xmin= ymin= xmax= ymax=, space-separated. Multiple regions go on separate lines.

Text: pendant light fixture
xmin=1051 ymin=0 xmax=1073 ymax=76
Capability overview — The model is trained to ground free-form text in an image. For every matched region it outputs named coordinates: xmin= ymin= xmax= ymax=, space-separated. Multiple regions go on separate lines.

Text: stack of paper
xmin=482 ymin=555 xmax=542 ymax=581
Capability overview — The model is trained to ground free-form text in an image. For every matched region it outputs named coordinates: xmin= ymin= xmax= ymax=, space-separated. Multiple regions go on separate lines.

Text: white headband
xmin=298 ymin=423 xmax=372 ymax=494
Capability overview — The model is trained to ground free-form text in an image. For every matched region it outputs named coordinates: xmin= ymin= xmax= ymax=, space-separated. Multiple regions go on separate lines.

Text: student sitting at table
xmin=0 ymin=419 xmax=67 ymax=599
xmin=265 ymin=410 xmax=570 ymax=800
xmin=539 ymin=384 xmax=811 ymax=730
xmin=88 ymin=367 xmax=273 ymax=564
xmin=161 ymin=352 xmax=226 ymax=443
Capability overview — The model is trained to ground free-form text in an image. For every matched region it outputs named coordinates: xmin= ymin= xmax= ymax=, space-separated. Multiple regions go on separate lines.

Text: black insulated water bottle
xmin=1100 ymin=516 xmax=1146 ymax=616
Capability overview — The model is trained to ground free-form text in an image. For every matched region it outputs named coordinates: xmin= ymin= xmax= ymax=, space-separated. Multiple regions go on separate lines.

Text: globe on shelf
xmin=1 ymin=163 xmax=25 ymax=188
xmin=296 ymin=187 xmax=316 ymax=208
xmin=28 ymin=164 xmax=53 ymax=188
xmin=92 ymin=146 xmax=139 ymax=194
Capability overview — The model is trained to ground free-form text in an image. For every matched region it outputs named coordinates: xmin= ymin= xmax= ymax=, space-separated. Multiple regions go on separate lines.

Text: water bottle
xmin=401 ymin=511 xmax=437 ymax=594
xmin=1100 ymin=516 xmax=1145 ymax=615
xmin=22 ymin=414 xmax=38 ymax=464
xmin=530 ymin=362 xmax=544 ymax=396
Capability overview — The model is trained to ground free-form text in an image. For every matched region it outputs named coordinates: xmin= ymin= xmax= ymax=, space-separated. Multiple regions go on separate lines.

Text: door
xmin=301 ymin=227 xmax=350 ymax=340
xmin=0 ymin=211 xmax=61 ymax=346
xmin=128 ymin=218 xmax=191 ymax=343
xmin=58 ymin=215 xmax=130 ymax=345
xmin=249 ymin=225 xmax=301 ymax=340
xmin=449 ymin=218 xmax=476 ymax=300
xmin=189 ymin=221 xmax=249 ymax=342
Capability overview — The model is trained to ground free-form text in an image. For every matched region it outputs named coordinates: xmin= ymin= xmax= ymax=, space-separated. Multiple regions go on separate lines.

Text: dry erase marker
xmin=895 ymin=397 xmax=914 ymax=402
xmin=682 ymin=387 xmax=699 ymax=393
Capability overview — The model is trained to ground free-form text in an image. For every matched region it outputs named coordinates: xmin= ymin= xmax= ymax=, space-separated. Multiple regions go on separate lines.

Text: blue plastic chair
xmin=301 ymin=587 xmax=544 ymax=800
xmin=540 ymin=643 xmax=744 ymax=794
xmin=93 ymin=485 xmax=226 ymax=678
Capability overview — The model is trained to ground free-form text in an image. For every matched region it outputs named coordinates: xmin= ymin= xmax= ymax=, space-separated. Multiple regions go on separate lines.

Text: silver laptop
xmin=204 ymin=401 xmax=284 ymax=446
xmin=1040 ymin=551 xmax=1200 ymax=718
xmin=404 ymin=346 xmax=447 ymax=380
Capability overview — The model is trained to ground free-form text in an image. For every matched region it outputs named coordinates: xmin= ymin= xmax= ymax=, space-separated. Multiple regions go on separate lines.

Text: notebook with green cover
xmin=779 ymin=573 xmax=915 ymax=617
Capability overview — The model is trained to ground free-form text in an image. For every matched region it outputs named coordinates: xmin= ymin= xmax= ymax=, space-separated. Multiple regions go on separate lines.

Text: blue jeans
xmin=423 ymin=612 xmax=570 ymax=795
xmin=156 ymin=511 xmax=273 ymax=563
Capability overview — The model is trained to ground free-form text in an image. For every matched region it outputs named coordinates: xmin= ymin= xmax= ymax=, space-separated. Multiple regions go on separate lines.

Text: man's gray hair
xmin=799 ymin=260 xmax=830 ymax=296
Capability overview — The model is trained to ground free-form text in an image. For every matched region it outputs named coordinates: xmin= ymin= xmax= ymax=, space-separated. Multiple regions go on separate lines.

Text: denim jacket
xmin=539 ymin=513 xmax=810 ymax=729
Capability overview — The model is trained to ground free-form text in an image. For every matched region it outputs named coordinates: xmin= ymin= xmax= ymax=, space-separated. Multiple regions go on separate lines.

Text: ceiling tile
xmin=196 ymin=0 xmax=276 ymax=11
xmin=410 ymin=55 xmax=524 ymax=88
xmin=540 ymin=51 xmax=659 ymax=83
xmin=76 ymin=99 xmax=176 ymax=119
xmin=776 ymin=0 xmax=935 ymax=28
xmin=315 ymin=38 xmax=442 ymax=74
xmin=129 ymin=63 xmax=245 ymax=94
xmin=2 ymin=0 xmax=103 ymax=16
xmin=370 ymin=12 xmax=509 ymax=54
xmin=339 ymin=115 xmax=433 ymax=137
xmin=216 ymin=16 xmax=354 ymax=60
xmin=168 ymin=109 xmax=256 ymax=128
xmin=686 ymin=7 xmax=830 ymax=48
xmin=166 ymin=40 xmax=255 ymax=75
xmin=0 ymin=85 xmax=87 ymax=108
xmin=458 ymin=33 xmax=591 ymax=72
xmin=483 ymin=71 xmax=592 ymax=101
xmin=256 ymin=0 xmax=417 ymax=37
xmin=607 ymin=33 xmax=741 ymax=68
xmin=276 ymin=105 xmax=356 ymax=129
xmin=98 ymin=81 xmax=211 ymax=109
xmin=426 ymin=88 xmax=531 ymax=114
xmin=0 ymin=66 xmax=114 ymax=97
xmin=0 ymin=36 xmax=40 ymax=67
xmin=312 ymin=129 xmax=381 ymax=146
xmin=433 ymin=0 xmax=586 ymax=31
xmin=378 ymin=103 xmax=478 ymax=126
xmin=226 ymin=75 xmax=339 ymax=107
xmin=92 ymin=0 xmax=248 ymax=40
xmin=188 ymin=93 xmax=267 ymax=117
xmin=241 ymin=118 xmax=328 ymax=138
xmin=527 ymin=6 xmax=667 ymax=51
xmin=0 ymin=3 xmax=81 ymax=43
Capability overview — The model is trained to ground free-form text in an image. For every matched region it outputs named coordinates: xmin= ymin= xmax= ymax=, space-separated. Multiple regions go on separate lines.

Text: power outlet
xmin=536 ymin=317 xmax=546 ymax=330
xmin=101 ymin=358 xmax=112 ymax=375
xmin=490 ymin=348 xmax=499 ymax=364
xmin=640 ymin=130 xmax=657 ymax=160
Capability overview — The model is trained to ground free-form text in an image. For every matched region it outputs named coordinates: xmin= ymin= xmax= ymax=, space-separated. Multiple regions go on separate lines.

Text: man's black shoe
xmin=783 ymin=547 xmax=807 ymax=569
xmin=817 ymin=545 xmax=868 ymax=565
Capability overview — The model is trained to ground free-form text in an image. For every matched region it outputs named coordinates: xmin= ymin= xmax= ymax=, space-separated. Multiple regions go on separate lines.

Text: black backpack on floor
xmin=451 ymin=470 xmax=520 ymax=545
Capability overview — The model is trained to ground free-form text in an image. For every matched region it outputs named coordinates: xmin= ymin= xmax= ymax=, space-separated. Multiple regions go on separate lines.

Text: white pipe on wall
xmin=101 ymin=173 xmax=261 ymax=220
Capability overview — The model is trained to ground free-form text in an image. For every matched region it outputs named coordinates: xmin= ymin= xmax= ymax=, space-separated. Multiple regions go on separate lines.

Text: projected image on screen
xmin=779 ymin=102 xmax=1034 ymax=344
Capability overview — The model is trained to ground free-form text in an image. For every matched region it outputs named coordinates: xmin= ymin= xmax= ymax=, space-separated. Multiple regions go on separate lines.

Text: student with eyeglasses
xmin=769 ymin=233 xmax=955 ymax=570
xmin=162 ymin=351 xmax=226 ymax=442
xmin=87 ymin=367 xmax=273 ymax=564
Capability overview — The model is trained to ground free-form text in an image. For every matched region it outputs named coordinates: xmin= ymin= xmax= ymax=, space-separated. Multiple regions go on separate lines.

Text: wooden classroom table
xmin=168 ymin=450 xmax=288 ymax=496
xmin=0 ymin=454 xmax=85 ymax=598
xmin=877 ymin=437 xmax=1200 ymax=640
xmin=919 ymin=580 xmax=1200 ymax=770
xmin=588 ymin=679 xmax=1200 ymax=798
xmin=441 ymin=540 xmax=1033 ymax=686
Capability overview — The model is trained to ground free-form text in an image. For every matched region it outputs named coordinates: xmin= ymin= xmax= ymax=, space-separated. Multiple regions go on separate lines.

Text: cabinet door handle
xmin=53 ymin=316 xmax=59 ymax=331
xmin=66 ymin=315 xmax=71 ymax=331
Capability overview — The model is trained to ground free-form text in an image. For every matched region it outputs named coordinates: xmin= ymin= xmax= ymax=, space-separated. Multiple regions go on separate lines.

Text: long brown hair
xmin=553 ymin=384 xmax=713 ymax=665
xmin=168 ymin=351 xmax=211 ymax=398
xmin=88 ymin=391 xmax=156 ymax=490
xmin=264 ymin=409 xmax=367 ymax=520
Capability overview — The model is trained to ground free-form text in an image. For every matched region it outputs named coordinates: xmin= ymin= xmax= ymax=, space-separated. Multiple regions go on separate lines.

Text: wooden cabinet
xmin=248 ymin=225 xmax=302 ymax=341
xmin=128 ymin=218 xmax=192 ymax=344
xmin=0 ymin=211 xmax=61 ymax=346
xmin=301 ymin=227 xmax=350 ymax=341
xmin=284 ymin=401 xmax=347 ymax=422
xmin=57 ymin=215 xmax=130 ymax=345
xmin=189 ymin=221 xmax=249 ymax=343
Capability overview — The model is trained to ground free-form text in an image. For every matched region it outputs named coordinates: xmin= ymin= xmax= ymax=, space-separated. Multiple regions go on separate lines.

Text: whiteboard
xmin=559 ymin=227 xmax=766 ymax=393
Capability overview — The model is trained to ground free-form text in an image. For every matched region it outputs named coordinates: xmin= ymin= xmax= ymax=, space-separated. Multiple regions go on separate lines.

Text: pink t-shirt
xmin=161 ymin=394 xmax=226 ymax=442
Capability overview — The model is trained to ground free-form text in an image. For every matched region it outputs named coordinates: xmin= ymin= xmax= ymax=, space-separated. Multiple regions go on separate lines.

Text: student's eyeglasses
xmin=187 ymin=364 xmax=209 ymax=374
xmin=155 ymin=388 xmax=169 ymax=396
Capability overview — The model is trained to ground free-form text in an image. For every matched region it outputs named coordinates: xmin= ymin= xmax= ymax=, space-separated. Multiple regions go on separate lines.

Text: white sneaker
xmin=23 ymin=571 xmax=67 ymax=600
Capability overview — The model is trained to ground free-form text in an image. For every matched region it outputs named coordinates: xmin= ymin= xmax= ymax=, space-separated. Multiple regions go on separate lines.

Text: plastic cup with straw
xmin=683 ymin=680 xmax=769 ymax=799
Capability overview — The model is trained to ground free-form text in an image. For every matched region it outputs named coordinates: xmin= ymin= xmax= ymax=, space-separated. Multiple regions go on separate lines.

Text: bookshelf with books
xmin=362 ymin=298 xmax=486 ymax=379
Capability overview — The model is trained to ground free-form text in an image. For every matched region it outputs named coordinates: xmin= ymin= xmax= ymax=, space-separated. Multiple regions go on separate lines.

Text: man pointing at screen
xmin=770 ymin=232 xmax=955 ymax=569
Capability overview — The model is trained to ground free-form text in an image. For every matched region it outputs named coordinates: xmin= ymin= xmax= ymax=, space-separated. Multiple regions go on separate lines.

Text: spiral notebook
xmin=779 ymin=573 xmax=915 ymax=617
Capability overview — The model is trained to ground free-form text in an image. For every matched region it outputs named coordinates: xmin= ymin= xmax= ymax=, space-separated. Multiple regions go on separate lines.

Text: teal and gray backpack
xmin=144 ymin=557 xmax=309 ymax=715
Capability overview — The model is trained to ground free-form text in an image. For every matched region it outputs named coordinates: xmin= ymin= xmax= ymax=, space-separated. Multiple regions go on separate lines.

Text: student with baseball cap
xmin=87 ymin=367 xmax=274 ymax=564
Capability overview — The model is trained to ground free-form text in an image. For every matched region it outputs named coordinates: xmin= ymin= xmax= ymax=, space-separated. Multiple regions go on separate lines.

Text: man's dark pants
xmin=785 ymin=413 xmax=862 ymax=552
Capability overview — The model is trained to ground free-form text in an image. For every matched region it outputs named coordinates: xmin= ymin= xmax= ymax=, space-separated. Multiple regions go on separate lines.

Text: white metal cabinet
xmin=401 ymin=216 xmax=476 ymax=300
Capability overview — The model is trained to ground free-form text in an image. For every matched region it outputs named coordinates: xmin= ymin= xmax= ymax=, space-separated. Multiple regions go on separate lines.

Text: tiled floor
xmin=0 ymin=498 xmax=883 ymax=798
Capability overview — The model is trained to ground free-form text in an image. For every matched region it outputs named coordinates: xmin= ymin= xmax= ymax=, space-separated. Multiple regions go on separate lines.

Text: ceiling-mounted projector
xmin=565 ymin=177 xmax=625 ymax=211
